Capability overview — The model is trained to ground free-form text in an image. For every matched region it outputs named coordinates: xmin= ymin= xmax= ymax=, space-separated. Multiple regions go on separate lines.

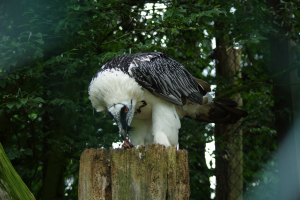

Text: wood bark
xmin=0 ymin=143 xmax=36 ymax=200
xmin=215 ymin=47 xmax=243 ymax=200
xmin=79 ymin=144 xmax=190 ymax=200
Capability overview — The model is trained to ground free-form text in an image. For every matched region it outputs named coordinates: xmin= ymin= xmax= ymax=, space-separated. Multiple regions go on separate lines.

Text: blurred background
xmin=0 ymin=0 xmax=299 ymax=199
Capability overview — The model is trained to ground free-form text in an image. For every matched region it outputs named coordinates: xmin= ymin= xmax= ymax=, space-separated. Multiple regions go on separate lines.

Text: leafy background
xmin=1 ymin=0 xmax=299 ymax=199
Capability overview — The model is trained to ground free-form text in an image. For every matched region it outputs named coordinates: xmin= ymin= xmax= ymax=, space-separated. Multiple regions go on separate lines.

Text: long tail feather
xmin=187 ymin=99 xmax=248 ymax=124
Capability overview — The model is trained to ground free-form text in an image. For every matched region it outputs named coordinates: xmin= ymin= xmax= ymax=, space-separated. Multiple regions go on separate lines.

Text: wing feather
xmin=99 ymin=52 xmax=208 ymax=105
xmin=129 ymin=53 xmax=207 ymax=105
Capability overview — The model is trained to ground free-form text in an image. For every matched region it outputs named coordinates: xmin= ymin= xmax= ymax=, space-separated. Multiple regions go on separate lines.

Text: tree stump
xmin=78 ymin=144 xmax=190 ymax=200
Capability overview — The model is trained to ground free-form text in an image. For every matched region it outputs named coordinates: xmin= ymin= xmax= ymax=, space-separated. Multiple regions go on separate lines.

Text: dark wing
xmin=128 ymin=52 xmax=207 ymax=105
xmin=189 ymin=99 xmax=248 ymax=124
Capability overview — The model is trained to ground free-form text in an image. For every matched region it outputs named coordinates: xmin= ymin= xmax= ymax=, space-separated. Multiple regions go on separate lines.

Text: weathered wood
xmin=78 ymin=148 xmax=111 ymax=200
xmin=0 ymin=143 xmax=35 ymax=200
xmin=79 ymin=144 xmax=190 ymax=200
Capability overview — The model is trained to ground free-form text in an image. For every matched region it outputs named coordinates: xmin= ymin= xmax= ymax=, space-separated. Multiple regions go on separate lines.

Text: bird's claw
xmin=122 ymin=138 xmax=134 ymax=149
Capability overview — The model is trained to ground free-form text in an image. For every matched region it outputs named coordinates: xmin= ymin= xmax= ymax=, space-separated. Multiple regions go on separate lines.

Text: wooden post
xmin=79 ymin=144 xmax=190 ymax=200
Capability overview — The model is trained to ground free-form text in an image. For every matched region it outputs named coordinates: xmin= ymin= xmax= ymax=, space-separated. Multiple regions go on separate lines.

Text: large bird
xmin=88 ymin=52 xmax=247 ymax=147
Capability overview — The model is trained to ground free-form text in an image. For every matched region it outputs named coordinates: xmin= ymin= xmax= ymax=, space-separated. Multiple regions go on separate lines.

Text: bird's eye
xmin=124 ymin=108 xmax=129 ymax=113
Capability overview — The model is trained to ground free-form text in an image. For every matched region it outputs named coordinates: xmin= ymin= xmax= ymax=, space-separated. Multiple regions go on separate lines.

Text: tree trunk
xmin=78 ymin=144 xmax=190 ymax=200
xmin=0 ymin=143 xmax=36 ymax=200
xmin=215 ymin=47 xmax=244 ymax=200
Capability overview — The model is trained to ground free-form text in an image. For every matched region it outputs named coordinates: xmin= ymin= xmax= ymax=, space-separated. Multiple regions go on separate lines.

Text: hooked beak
xmin=118 ymin=117 xmax=130 ymax=139
xmin=107 ymin=102 xmax=135 ymax=140
xmin=119 ymin=127 xmax=127 ymax=140
xmin=117 ymin=116 xmax=133 ymax=140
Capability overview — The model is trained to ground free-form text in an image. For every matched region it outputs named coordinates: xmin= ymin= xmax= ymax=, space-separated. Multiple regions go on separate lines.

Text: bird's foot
xmin=122 ymin=138 xmax=134 ymax=149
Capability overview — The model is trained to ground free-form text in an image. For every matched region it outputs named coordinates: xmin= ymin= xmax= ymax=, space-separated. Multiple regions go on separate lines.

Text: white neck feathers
xmin=88 ymin=69 xmax=144 ymax=112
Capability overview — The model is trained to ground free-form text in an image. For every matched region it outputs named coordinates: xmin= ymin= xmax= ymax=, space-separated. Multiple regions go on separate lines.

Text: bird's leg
xmin=128 ymin=119 xmax=151 ymax=146
xmin=151 ymin=101 xmax=180 ymax=147
xmin=153 ymin=132 xmax=171 ymax=147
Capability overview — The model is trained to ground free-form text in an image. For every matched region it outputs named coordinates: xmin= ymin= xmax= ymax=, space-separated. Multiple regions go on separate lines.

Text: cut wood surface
xmin=79 ymin=144 xmax=190 ymax=200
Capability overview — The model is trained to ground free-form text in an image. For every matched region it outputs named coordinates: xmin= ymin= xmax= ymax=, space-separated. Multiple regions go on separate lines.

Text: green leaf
xmin=33 ymin=32 xmax=43 ymax=37
xmin=36 ymin=145 xmax=42 ymax=151
xmin=16 ymin=102 xmax=22 ymax=109
xmin=20 ymin=97 xmax=28 ymax=104
xmin=6 ymin=149 xmax=21 ymax=160
xmin=11 ymin=60 xmax=17 ymax=66
xmin=178 ymin=8 xmax=186 ymax=13
xmin=69 ymin=138 xmax=74 ymax=144
xmin=29 ymin=19 xmax=39 ymax=23
xmin=73 ymin=5 xmax=80 ymax=10
xmin=22 ymin=11 xmax=33 ymax=16
xmin=46 ymin=58 xmax=55 ymax=65
xmin=255 ymin=36 xmax=268 ymax=40
xmin=0 ymin=80 xmax=6 ymax=88
xmin=2 ymin=36 xmax=9 ymax=41
xmin=18 ymin=24 xmax=30 ymax=28
xmin=0 ymin=44 xmax=9 ymax=49
xmin=171 ymin=28 xmax=180 ymax=35
xmin=34 ymin=49 xmax=44 ymax=58
xmin=12 ymin=42 xmax=19 ymax=47
xmin=6 ymin=102 xmax=15 ymax=109
xmin=56 ymin=56 xmax=61 ymax=62
xmin=89 ymin=135 xmax=97 ymax=142
xmin=32 ymin=97 xmax=45 ymax=103
xmin=176 ymin=13 xmax=184 ymax=18
xmin=164 ymin=10 xmax=174 ymax=19
xmin=24 ymin=148 xmax=33 ymax=156
xmin=77 ymin=30 xmax=85 ymax=35
xmin=35 ymin=39 xmax=44 ymax=44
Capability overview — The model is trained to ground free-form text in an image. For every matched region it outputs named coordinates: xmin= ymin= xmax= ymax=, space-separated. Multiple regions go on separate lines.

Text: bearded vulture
xmin=88 ymin=52 xmax=247 ymax=147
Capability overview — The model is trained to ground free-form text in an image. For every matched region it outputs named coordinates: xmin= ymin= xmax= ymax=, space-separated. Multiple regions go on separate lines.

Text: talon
xmin=122 ymin=138 xmax=134 ymax=149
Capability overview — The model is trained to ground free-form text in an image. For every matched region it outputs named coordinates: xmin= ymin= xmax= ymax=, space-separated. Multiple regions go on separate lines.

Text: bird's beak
xmin=119 ymin=129 xmax=124 ymax=139
xmin=108 ymin=102 xmax=135 ymax=139
xmin=119 ymin=128 xmax=127 ymax=140
xmin=113 ymin=114 xmax=131 ymax=140
xmin=119 ymin=113 xmax=134 ymax=140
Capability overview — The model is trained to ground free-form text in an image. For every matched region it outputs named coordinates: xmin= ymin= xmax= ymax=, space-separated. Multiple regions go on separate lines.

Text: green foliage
xmin=180 ymin=118 xmax=214 ymax=199
xmin=1 ymin=0 xmax=299 ymax=199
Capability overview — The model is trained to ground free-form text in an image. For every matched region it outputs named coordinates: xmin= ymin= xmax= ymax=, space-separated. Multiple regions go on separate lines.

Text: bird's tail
xmin=188 ymin=99 xmax=248 ymax=124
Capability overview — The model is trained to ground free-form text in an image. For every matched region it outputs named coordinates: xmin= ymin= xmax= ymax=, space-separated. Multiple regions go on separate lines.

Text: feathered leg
xmin=151 ymin=99 xmax=180 ymax=147
xmin=129 ymin=119 xmax=153 ymax=146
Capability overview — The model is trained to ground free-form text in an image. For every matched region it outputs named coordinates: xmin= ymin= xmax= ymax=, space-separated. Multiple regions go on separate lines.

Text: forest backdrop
xmin=0 ymin=0 xmax=299 ymax=199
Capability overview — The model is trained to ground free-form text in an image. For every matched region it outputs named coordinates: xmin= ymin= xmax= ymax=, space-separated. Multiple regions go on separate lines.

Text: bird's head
xmin=108 ymin=100 xmax=135 ymax=139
